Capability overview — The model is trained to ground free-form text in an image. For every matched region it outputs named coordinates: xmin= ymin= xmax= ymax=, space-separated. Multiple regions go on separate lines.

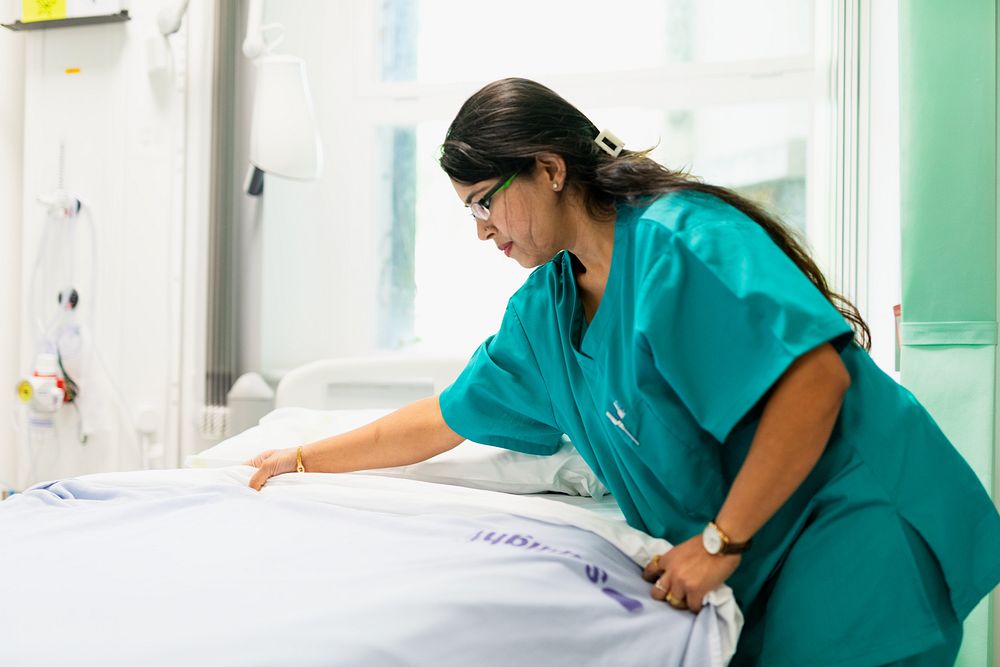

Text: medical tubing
xmin=10 ymin=408 xmax=40 ymax=486
xmin=77 ymin=198 xmax=141 ymax=459
xmin=77 ymin=198 xmax=98 ymax=398
xmin=27 ymin=216 xmax=56 ymax=340
xmin=76 ymin=197 xmax=98 ymax=338
xmin=70 ymin=400 xmax=86 ymax=445
xmin=63 ymin=197 xmax=143 ymax=464
xmin=28 ymin=195 xmax=97 ymax=351
xmin=24 ymin=196 xmax=146 ymax=466
xmin=0 ymin=414 xmax=18 ymax=490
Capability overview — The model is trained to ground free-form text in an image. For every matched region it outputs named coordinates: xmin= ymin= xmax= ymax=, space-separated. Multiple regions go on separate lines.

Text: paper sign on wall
xmin=22 ymin=0 xmax=121 ymax=22
xmin=22 ymin=0 xmax=66 ymax=22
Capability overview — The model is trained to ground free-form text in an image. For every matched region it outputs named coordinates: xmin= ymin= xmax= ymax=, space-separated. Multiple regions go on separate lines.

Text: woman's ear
xmin=534 ymin=153 xmax=567 ymax=189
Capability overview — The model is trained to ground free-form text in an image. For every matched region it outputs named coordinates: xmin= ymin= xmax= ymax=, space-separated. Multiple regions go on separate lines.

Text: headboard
xmin=274 ymin=355 xmax=469 ymax=410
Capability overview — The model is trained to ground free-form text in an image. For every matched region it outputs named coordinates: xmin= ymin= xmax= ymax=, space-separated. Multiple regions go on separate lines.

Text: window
xmin=257 ymin=0 xmax=831 ymax=373
xmin=373 ymin=0 xmax=821 ymax=353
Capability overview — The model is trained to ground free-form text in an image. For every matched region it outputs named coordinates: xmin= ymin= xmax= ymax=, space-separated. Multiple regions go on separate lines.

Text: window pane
xmin=412 ymin=120 xmax=532 ymax=354
xmin=380 ymin=0 xmax=813 ymax=84
xmin=380 ymin=100 xmax=810 ymax=353
xmin=375 ymin=126 xmax=418 ymax=349
xmin=592 ymin=101 xmax=810 ymax=231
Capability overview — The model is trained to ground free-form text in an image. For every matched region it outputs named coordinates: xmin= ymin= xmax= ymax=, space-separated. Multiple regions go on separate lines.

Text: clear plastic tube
xmin=22 ymin=195 xmax=144 ymax=473
xmin=10 ymin=406 xmax=39 ymax=487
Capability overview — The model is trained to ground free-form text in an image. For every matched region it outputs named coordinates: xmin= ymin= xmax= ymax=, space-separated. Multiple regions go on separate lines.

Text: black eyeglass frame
xmin=469 ymin=171 xmax=519 ymax=221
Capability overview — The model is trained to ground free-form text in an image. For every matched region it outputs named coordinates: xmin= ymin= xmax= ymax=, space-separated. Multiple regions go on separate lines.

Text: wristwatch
xmin=702 ymin=521 xmax=751 ymax=556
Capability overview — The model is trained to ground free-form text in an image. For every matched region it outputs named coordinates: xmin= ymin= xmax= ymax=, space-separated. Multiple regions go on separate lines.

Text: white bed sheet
xmin=0 ymin=467 xmax=742 ymax=666
xmin=532 ymin=490 xmax=630 ymax=522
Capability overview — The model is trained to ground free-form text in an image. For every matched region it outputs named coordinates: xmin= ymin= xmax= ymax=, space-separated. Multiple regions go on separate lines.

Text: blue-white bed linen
xmin=0 ymin=468 xmax=742 ymax=666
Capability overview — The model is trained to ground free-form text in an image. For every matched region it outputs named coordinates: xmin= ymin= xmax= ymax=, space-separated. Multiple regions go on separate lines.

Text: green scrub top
xmin=439 ymin=191 xmax=1000 ymax=665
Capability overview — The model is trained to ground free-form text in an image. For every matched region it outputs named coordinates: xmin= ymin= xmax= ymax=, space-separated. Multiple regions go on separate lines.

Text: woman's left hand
xmin=642 ymin=535 xmax=741 ymax=613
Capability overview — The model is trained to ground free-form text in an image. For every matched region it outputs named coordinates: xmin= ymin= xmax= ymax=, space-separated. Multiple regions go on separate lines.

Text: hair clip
xmin=595 ymin=129 xmax=624 ymax=157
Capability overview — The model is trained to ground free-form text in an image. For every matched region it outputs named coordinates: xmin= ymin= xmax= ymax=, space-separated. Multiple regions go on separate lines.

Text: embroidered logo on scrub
xmin=468 ymin=528 xmax=643 ymax=613
xmin=605 ymin=400 xmax=639 ymax=446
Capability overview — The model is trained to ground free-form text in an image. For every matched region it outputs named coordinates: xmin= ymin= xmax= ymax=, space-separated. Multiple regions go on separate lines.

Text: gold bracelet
xmin=296 ymin=446 xmax=305 ymax=473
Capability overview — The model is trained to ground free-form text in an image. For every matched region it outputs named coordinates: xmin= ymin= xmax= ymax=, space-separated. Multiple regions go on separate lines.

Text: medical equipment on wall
xmin=146 ymin=0 xmax=189 ymax=83
xmin=14 ymin=191 xmax=148 ymax=482
xmin=241 ymin=0 xmax=323 ymax=195
xmin=16 ymin=192 xmax=94 ymax=442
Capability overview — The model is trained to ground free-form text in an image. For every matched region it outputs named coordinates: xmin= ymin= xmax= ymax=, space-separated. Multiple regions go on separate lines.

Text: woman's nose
xmin=476 ymin=218 xmax=494 ymax=241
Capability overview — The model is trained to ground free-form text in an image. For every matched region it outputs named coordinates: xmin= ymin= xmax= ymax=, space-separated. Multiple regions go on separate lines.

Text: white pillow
xmin=186 ymin=407 xmax=608 ymax=497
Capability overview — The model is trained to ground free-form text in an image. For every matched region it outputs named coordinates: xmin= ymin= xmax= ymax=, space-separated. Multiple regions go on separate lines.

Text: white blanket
xmin=0 ymin=467 xmax=742 ymax=666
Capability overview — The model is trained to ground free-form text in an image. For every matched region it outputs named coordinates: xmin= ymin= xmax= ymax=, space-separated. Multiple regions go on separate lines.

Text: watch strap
xmin=711 ymin=520 xmax=752 ymax=555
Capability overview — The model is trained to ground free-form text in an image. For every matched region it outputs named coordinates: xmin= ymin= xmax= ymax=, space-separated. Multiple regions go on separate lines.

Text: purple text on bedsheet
xmin=468 ymin=529 xmax=643 ymax=614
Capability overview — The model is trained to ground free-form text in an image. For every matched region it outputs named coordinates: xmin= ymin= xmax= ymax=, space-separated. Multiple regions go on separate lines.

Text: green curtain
xmin=899 ymin=1 xmax=997 ymax=665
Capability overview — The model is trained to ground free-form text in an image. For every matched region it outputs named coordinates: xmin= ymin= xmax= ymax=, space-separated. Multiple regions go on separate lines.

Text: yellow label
xmin=16 ymin=380 xmax=33 ymax=403
xmin=22 ymin=0 xmax=67 ymax=23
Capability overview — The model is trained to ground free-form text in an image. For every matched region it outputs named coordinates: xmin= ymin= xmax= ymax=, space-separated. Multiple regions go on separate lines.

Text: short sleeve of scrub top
xmin=635 ymin=196 xmax=855 ymax=444
xmin=439 ymin=302 xmax=564 ymax=455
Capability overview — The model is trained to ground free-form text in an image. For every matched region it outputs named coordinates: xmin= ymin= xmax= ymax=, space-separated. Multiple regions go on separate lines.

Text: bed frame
xmin=274 ymin=355 xmax=468 ymax=410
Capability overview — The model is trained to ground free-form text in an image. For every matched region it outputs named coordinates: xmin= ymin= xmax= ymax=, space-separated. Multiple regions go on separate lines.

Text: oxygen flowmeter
xmin=16 ymin=353 xmax=66 ymax=413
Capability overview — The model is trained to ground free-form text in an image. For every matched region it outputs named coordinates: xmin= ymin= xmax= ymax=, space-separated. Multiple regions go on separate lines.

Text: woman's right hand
xmin=245 ymin=447 xmax=300 ymax=491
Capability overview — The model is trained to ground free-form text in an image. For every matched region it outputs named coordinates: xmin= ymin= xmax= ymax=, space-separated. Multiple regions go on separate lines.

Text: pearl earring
xmin=552 ymin=182 xmax=559 ymax=191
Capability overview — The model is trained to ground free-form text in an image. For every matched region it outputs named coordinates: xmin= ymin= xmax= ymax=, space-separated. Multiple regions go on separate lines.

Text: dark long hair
xmin=440 ymin=78 xmax=870 ymax=351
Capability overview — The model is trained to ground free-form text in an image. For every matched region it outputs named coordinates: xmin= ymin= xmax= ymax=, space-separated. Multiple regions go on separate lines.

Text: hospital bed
xmin=0 ymin=355 xmax=742 ymax=666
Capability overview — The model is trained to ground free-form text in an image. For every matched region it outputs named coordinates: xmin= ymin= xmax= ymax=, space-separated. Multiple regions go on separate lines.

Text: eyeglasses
xmin=469 ymin=172 xmax=518 ymax=221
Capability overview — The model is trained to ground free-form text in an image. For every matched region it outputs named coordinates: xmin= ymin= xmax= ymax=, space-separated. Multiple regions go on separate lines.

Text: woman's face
xmin=451 ymin=167 xmax=565 ymax=269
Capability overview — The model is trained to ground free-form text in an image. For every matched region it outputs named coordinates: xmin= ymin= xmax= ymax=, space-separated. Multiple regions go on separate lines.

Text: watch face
xmin=702 ymin=524 xmax=722 ymax=554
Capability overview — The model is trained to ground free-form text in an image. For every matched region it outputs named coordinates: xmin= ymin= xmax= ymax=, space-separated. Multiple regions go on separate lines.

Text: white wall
xmin=0 ymin=2 xmax=215 ymax=488
xmin=0 ymin=19 xmax=25 ymax=492
xmin=258 ymin=1 xmax=381 ymax=379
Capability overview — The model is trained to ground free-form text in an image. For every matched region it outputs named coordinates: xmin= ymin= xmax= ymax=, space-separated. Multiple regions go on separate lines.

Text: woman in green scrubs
xmin=248 ymin=78 xmax=1000 ymax=665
